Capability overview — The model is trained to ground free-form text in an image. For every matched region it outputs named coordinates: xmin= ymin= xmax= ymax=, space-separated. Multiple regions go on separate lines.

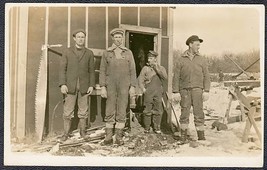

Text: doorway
xmin=127 ymin=32 xmax=155 ymax=76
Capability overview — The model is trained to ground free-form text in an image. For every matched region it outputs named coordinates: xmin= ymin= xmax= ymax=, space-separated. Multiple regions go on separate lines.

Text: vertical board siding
xmin=162 ymin=7 xmax=168 ymax=36
xmin=26 ymin=7 xmax=46 ymax=134
xmin=10 ymin=7 xmax=18 ymax=134
xmin=48 ymin=7 xmax=68 ymax=132
xmin=70 ymin=7 xmax=86 ymax=45
xmin=108 ymin=7 xmax=119 ymax=47
xmin=161 ymin=38 xmax=169 ymax=92
xmin=87 ymin=7 xmax=106 ymax=49
xmin=121 ymin=7 xmax=138 ymax=25
xmin=140 ymin=7 xmax=160 ymax=28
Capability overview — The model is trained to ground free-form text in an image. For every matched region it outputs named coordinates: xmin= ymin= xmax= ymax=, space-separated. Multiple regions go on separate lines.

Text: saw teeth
xmin=34 ymin=48 xmax=48 ymax=143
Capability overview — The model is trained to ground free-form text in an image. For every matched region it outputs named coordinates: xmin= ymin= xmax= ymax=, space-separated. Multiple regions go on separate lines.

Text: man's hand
xmin=142 ymin=88 xmax=146 ymax=93
xmin=87 ymin=87 xmax=94 ymax=95
xmin=202 ymin=92 xmax=209 ymax=102
xmin=101 ymin=87 xmax=107 ymax=98
xmin=60 ymin=85 xmax=68 ymax=94
xmin=172 ymin=93 xmax=181 ymax=102
xmin=129 ymin=86 xmax=135 ymax=96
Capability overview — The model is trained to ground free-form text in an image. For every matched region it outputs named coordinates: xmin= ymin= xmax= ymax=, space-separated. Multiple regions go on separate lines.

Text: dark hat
xmin=148 ymin=50 xmax=158 ymax=57
xmin=72 ymin=29 xmax=86 ymax=37
xmin=110 ymin=28 xmax=124 ymax=36
xmin=186 ymin=35 xmax=203 ymax=45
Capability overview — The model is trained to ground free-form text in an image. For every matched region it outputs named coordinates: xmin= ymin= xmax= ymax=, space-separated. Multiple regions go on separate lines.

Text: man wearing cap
xmin=59 ymin=29 xmax=95 ymax=141
xmin=173 ymin=35 xmax=210 ymax=144
xmin=138 ymin=50 xmax=167 ymax=134
xmin=99 ymin=28 xmax=136 ymax=146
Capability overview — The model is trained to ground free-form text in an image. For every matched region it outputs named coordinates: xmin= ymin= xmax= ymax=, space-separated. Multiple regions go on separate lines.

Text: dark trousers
xmin=180 ymin=88 xmax=205 ymax=131
xmin=143 ymin=76 xmax=163 ymax=131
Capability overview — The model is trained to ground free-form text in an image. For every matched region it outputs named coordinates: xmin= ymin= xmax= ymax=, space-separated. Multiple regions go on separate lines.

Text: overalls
xmin=143 ymin=73 xmax=163 ymax=131
xmin=104 ymin=50 xmax=132 ymax=129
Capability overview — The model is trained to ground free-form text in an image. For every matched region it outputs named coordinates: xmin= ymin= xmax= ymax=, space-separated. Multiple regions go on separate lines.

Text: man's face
xmin=148 ymin=55 xmax=157 ymax=66
xmin=73 ymin=32 xmax=86 ymax=47
xmin=189 ymin=41 xmax=200 ymax=53
xmin=112 ymin=33 xmax=123 ymax=46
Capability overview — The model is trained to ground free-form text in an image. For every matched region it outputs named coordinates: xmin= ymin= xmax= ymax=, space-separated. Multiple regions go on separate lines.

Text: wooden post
xmin=224 ymin=94 xmax=233 ymax=124
xmin=16 ymin=7 xmax=29 ymax=139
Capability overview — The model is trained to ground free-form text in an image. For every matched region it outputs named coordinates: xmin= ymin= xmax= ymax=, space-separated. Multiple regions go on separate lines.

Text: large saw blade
xmin=35 ymin=45 xmax=48 ymax=143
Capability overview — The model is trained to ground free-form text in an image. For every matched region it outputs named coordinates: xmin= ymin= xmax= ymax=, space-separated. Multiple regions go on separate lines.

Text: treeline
xmin=173 ymin=49 xmax=260 ymax=74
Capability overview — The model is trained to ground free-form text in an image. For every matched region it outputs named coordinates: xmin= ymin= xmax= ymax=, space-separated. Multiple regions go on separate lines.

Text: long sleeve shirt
xmin=138 ymin=64 xmax=167 ymax=91
xmin=172 ymin=50 xmax=210 ymax=93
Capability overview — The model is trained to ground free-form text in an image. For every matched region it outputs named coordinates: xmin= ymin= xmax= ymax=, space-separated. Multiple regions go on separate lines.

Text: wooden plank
xmin=224 ymin=80 xmax=260 ymax=87
xmin=242 ymin=117 xmax=252 ymax=143
xmin=167 ymin=7 xmax=174 ymax=95
xmin=16 ymin=7 xmax=29 ymax=138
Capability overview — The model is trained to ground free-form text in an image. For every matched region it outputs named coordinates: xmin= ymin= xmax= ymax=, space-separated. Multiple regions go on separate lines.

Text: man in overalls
xmin=99 ymin=28 xmax=136 ymax=146
xmin=138 ymin=50 xmax=167 ymax=134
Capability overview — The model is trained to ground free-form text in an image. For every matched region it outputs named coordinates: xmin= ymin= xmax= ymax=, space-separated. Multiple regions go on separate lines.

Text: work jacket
xmin=172 ymin=50 xmax=210 ymax=93
xmin=59 ymin=46 xmax=95 ymax=95
xmin=138 ymin=64 xmax=167 ymax=92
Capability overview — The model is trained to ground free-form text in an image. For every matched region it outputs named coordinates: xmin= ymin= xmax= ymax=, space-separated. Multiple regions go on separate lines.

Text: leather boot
xmin=101 ymin=128 xmax=113 ymax=146
xmin=143 ymin=114 xmax=151 ymax=133
xmin=197 ymin=130 xmax=206 ymax=140
xmin=79 ymin=118 xmax=87 ymax=139
xmin=60 ymin=119 xmax=71 ymax=142
xmin=114 ymin=128 xmax=124 ymax=146
xmin=152 ymin=114 xmax=162 ymax=134
xmin=178 ymin=129 xmax=189 ymax=145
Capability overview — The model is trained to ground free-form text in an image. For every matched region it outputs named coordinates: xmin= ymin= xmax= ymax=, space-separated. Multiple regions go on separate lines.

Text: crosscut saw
xmin=35 ymin=44 xmax=62 ymax=143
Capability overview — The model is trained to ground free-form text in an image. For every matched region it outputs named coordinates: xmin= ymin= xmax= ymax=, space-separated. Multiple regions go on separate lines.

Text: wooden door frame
xmin=120 ymin=24 xmax=162 ymax=64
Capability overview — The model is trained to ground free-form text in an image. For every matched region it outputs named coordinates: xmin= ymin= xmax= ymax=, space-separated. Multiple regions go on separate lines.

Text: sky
xmin=173 ymin=6 xmax=262 ymax=57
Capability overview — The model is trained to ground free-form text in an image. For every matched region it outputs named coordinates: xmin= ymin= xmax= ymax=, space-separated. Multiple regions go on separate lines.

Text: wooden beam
xmin=45 ymin=7 xmax=49 ymax=45
xmin=85 ymin=7 xmax=88 ymax=48
xmin=105 ymin=7 xmax=108 ymax=49
xmin=159 ymin=7 xmax=162 ymax=29
xmin=167 ymin=7 xmax=174 ymax=95
xmin=67 ymin=7 xmax=71 ymax=48
xmin=137 ymin=7 xmax=140 ymax=26
xmin=118 ymin=7 xmax=121 ymax=25
xmin=16 ymin=6 xmax=29 ymax=139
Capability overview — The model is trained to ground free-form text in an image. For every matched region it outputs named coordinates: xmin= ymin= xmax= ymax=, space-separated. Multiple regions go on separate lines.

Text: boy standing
xmin=139 ymin=50 xmax=167 ymax=134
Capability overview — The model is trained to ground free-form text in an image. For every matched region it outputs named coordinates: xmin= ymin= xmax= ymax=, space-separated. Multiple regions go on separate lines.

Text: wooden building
xmin=8 ymin=5 xmax=174 ymax=139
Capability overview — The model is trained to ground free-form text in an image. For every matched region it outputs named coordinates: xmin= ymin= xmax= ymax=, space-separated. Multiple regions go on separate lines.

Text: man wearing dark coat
xmin=59 ymin=29 xmax=95 ymax=141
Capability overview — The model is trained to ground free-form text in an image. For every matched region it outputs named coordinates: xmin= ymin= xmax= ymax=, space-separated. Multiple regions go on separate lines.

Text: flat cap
xmin=148 ymin=50 xmax=158 ymax=57
xmin=110 ymin=28 xmax=124 ymax=36
xmin=72 ymin=29 xmax=86 ymax=37
xmin=186 ymin=35 xmax=203 ymax=45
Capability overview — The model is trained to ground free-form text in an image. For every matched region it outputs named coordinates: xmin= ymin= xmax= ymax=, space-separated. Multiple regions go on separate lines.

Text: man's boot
xmin=101 ymin=128 xmax=113 ymax=146
xmin=143 ymin=114 xmax=152 ymax=133
xmin=197 ymin=130 xmax=206 ymax=140
xmin=114 ymin=128 xmax=124 ymax=146
xmin=152 ymin=114 xmax=162 ymax=134
xmin=60 ymin=119 xmax=71 ymax=142
xmin=79 ymin=118 xmax=87 ymax=139
xmin=178 ymin=129 xmax=189 ymax=145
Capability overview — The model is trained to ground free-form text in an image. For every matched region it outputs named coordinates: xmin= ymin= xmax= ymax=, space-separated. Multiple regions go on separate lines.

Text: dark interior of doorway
xmin=128 ymin=32 xmax=154 ymax=77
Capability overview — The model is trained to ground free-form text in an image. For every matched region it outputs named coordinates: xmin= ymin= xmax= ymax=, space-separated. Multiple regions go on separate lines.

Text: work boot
xmin=60 ymin=119 xmax=71 ymax=142
xmin=101 ymin=128 xmax=113 ymax=146
xmin=152 ymin=114 xmax=162 ymax=134
xmin=197 ymin=131 xmax=206 ymax=140
xmin=114 ymin=128 xmax=124 ymax=146
xmin=79 ymin=118 xmax=87 ymax=139
xmin=143 ymin=114 xmax=152 ymax=133
xmin=177 ymin=129 xmax=189 ymax=145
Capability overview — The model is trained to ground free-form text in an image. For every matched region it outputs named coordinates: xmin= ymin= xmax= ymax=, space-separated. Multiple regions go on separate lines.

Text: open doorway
xmin=127 ymin=32 xmax=155 ymax=76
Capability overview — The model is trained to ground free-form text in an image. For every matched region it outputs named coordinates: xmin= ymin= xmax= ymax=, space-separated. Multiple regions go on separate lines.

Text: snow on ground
xmin=9 ymin=83 xmax=262 ymax=158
